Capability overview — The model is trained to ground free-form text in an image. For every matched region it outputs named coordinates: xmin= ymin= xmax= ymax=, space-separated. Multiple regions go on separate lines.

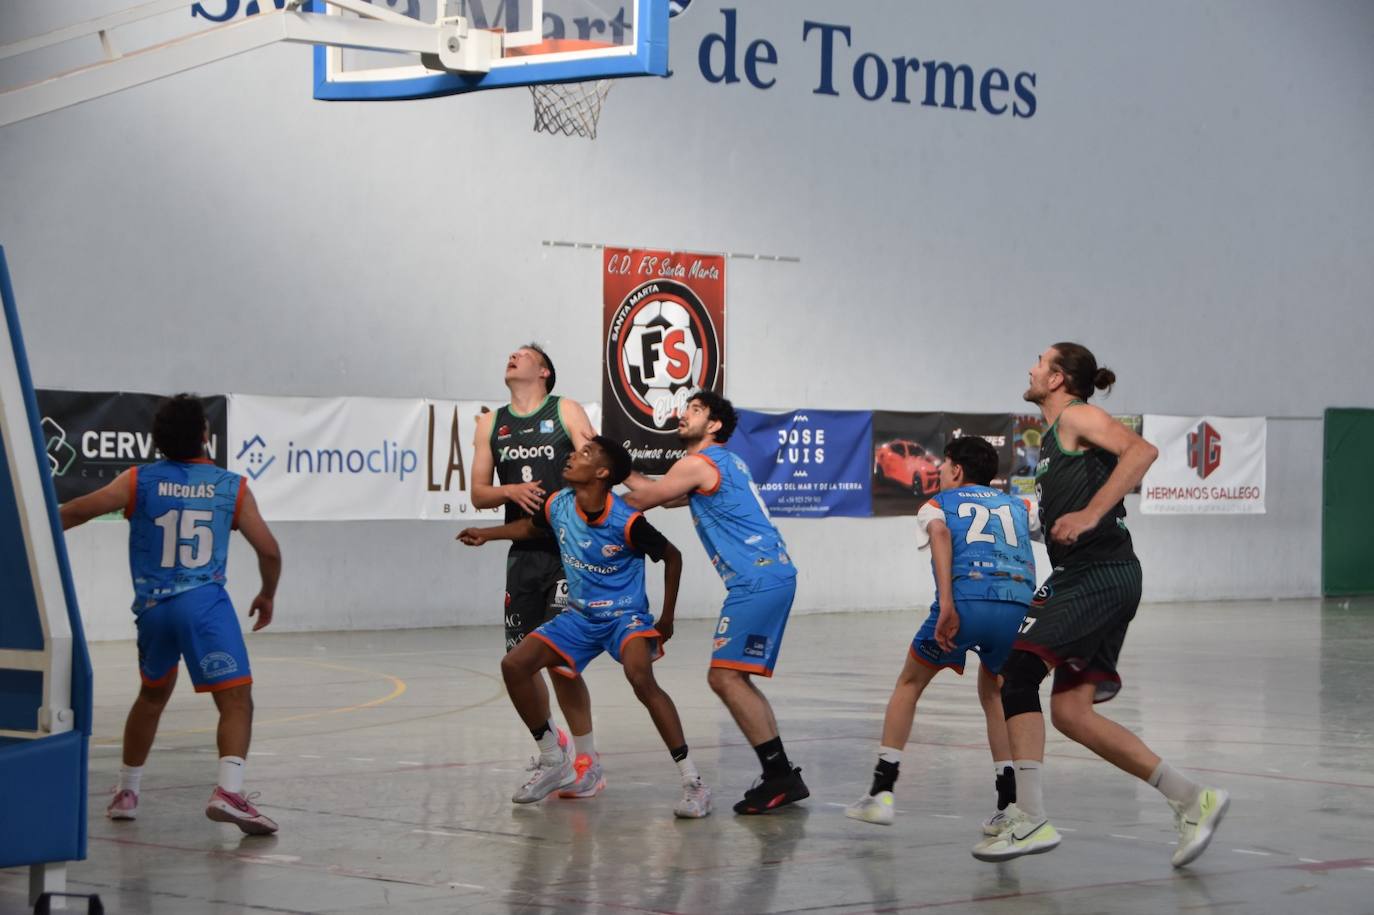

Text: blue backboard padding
xmin=0 ymin=669 xmax=42 ymax=731
xmin=312 ymin=0 xmax=669 ymax=101
xmin=0 ymin=731 xmax=86 ymax=868
xmin=0 ymin=427 xmax=45 ymax=651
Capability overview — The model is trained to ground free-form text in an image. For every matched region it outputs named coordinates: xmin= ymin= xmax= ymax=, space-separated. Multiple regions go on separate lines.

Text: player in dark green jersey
xmin=973 ymin=343 xmax=1229 ymax=868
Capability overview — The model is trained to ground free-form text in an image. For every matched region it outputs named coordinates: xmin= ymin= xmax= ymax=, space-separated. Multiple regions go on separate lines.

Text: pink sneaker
xmin=107 ymin=789 xmax=138 ymax=820
xmin=557 ymin=753 xmax=606 ymax=798
xmin=205 ymin=786 xmax=278 ymax=835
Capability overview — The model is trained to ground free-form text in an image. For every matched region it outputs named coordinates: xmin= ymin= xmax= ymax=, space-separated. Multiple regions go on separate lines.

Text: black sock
xmin=995 ymin=765 xmax=1016 ymax=810
xmin=670 ymin=745 xmax=689 ymax=763
xmin=870 ymin=758 xmax=900 ymax=796
xmin=754 ymin=737 xmax=792 ymax=779
xmin=530 ymin=722 xmax=551 ymax=741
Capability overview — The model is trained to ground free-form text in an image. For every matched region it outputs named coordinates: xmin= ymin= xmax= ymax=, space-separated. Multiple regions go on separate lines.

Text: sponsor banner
xmin=732 ymin=409 xmax=872 ymax=518
xmin=35 ymin=389 xmax=227 ymax=503
xmin=941 ymin=413 xmax=1015 ymax=491
xmin=602 ymin=247 xmax=725 ymax=475
xmin=1009 ymin=413 xmax=1144 ymax=499
xmin=870 ymin=411 xmax=944 ymax=516
xmin=1141 ymin=415 xmax=1266 ymax=514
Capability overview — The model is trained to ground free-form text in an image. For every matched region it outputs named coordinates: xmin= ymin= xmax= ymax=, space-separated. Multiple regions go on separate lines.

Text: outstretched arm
xmin=623 ymin=457 xmax=715 ymax=511
xmin=457 ymin=517 xmax=539 ymax=546
xmin=1053 ymin=406 xmax=1158 ymax=545
xmin=60 ymin=468 xmax=134 ymax=529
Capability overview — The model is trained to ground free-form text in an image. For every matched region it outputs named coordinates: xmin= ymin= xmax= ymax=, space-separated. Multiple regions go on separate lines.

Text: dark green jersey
xmin=492 ymin=395 xmax=575 ymax=552
xmin=1035 ymin=404 xmax=1136 ymax=567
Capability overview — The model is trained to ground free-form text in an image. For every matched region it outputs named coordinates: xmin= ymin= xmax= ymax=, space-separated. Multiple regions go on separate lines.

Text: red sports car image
xmin=873 ymin=439 xmax=941 ymax=499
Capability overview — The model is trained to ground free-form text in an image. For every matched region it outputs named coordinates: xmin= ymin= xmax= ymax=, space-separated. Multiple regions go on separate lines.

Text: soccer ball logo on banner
xmin=608 ymin=279 xmax=720 ymax=433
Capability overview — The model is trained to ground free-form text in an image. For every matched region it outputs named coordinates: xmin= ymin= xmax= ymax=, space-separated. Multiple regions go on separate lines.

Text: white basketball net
xmin=530 ymin=79 xmax=613 ymax=139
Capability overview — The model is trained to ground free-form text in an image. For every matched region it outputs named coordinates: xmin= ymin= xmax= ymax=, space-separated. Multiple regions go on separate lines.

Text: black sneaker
xmin=733 ymin=767 xmax=810 ymax=815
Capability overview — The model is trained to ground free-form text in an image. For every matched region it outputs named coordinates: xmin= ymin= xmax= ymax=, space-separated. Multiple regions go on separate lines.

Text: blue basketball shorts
xmin=710 ymin=579 xmax=796 ymax=677
xmin=135 ymin=585 xmax=252 ymax=693
xmin=910 ymin=599 xmax=1028 ymax=675
xmin=530 ymin=609 xmax=662 ymax=677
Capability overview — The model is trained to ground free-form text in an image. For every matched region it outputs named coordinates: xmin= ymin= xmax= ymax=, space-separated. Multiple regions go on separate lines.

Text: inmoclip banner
xmin=602 ymin=247 xmax=726 ymax=475
xmin=35 ymin=389 xmax=227 ymax=503
xmin=226 ymin=396 xmax=602 ymax=521
xmin=732 ymin=410 xmax=872 ymax=518
xmin=1140 ymin=415 xmax=1266 ymax=514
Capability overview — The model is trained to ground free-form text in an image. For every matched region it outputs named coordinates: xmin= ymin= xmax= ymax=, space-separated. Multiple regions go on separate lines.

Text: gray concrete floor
xmin=4 ymin=599 xmax=1374 ymax=914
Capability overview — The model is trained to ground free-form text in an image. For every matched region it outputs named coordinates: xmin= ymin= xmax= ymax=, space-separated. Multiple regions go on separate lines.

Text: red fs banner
xmin=602 ymin=248 xmax=726 ymax=474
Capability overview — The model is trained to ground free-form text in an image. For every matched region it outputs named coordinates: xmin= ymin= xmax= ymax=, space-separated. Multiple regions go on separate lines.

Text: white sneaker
xmin=558 ymin=753 xmax=606 ymax=799
xmin=107 ymin=788 xmax=138 ymax=821
xmin=674 ymin=779 xmax=712 ymax=818
xmin=512 ymin=746 xmax=576 ymax=804
xmin=971 ymin=804 xmax=1061 ymax=862
xmin=983 ymin=808 xmax=1012 ymax=836
xmin=1171 ymin=787 xmax=1230 ymax=867
xmin=845 ymin=791 xmax=895 ymax=826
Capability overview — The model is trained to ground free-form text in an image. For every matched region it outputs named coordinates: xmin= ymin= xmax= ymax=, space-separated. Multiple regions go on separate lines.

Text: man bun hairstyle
xmin=688 ymin=390 xmax=737 ymax=443
xmin=153 ymin=393 xmax=207 ymax=461
xmin=1051 ymin=341 xmax=1115 ymax=400
xmin=525 ymin=342 xmax=556 ymax=394
xmin=943 ymin=436 xmax=1000 ymax=487
xmin=591 ymin=435 xmax=634 ymax=486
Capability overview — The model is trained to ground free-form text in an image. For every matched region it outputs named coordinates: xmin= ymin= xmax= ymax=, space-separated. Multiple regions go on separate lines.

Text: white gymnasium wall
xmin=1 ymin=1 xmax=1371 ymax=640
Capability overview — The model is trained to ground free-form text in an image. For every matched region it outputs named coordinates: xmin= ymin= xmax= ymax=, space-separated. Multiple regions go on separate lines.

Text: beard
xmin=1022 ymin=386 xmax=1044 ymax=404
xmin=676 ymin=424 xmax=702 ymax=444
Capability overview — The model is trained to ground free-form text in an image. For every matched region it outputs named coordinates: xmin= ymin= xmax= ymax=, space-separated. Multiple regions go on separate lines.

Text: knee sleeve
xmin=999 ymin=650 xmax=1050 ymax=719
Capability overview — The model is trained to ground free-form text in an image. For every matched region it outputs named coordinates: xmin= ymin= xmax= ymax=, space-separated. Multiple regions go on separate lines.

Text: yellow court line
xmin=91 ymin=657 xmax=408 ymax=746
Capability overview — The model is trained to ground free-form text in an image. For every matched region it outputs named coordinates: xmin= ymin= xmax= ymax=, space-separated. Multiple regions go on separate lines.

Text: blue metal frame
xmin=312 ymin=0 xmax=668 ymax=101
xmin=0 ymin=245 xmax=93 ymax=869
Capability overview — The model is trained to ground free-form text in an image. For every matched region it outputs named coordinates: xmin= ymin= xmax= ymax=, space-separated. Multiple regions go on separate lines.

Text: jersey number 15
xmin=153 ymin=509 xmax=215 ymax=569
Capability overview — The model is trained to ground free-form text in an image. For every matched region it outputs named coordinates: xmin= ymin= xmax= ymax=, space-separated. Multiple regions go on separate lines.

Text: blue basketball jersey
xmin=545 ymin=489 xmax=648 ymax=620
xmin=922 ymin=486 xmax=1036 ymax=607
xmin=127 ymin=459 xmax=243 ymax=613
xmin=688 ymin=445 xmax=797 ymax=590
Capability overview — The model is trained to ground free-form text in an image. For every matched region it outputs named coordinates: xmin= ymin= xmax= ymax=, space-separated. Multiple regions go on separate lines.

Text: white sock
xmin=218 ymin=756 xmax=245 ymax=795
xmin=1148 ymin=761 xmax=1201 ymax=807
xmin=573 ymin=730 xmax=596 ymax=759
xmin=676 ymin=753 xmax=701 ymax=784
xmin=994 ymin=759 xmax=1012 ymax=776
xmin=878 ymin=746 xmax=903 ymax=765
xmin=118 ymin=765 xmax=143 ymax=794
xmin=536 ymin=721 xmax=562 ymax=759
xmin=1014 ymin=759 xmax=1045 ymax=819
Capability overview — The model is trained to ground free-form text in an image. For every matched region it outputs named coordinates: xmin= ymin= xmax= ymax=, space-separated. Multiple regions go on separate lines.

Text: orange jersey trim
xmin=232 ymin=480 xmax=249 ymax=530
xmin=709 ymin=658 xmax=773 ymax=678
xmin=687 ymin=453 xmax=721 ymax=496
xmin=529 ymin=631 xmax=580 ymax=678
xmin=140 ymin=664 xmax=177 ymax=689
xmin=623 ymin=511 xmax=643 ymax=549
xmin=908 ymin=646 xmax=964 ymax=676
xmin=124 ymin=466 xmax=139 ymax=519
xmin=574 ymin=492 xmax=613 ymax=526
xmin=618 ymin=628 xmax=664 ymax=663
xmin=195 ymin=675 xmax=253 ymax=694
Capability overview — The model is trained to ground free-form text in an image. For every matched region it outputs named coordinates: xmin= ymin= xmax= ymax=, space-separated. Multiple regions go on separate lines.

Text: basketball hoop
xmin=506 ymin=38 xmax=616 ymax=140
xmin=530 ymin=79 xmax=613 ymax=139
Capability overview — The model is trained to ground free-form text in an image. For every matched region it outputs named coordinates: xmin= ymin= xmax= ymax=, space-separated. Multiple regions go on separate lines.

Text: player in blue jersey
xmin=458 ymin=436 xmax=712 ymax=818
xmin=60 ymin=394 xmax=281 ymax=835
xmin=624 ymin=392 xmax=807 ymax=815
xmin=845 ymin=436 xmax=1036 ymax=831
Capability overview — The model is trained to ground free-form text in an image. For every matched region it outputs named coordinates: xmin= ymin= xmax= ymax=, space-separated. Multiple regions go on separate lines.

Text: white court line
xmin=1362 ymin=867 xmax=1374 ymax=873
xmin=414 ymin=829 xmax=463 ymax=837
xmin=1109 ymin=834 xmax=1138 ymax=840
xmin=930 ymin=814 xmax=962 ymax=820
xmin=1232 ymin=849 xmax=1271 ymax=857
xmin=299 ymin=754 xmax=321 ymax=759
xmin=1058 ymin=827 xmax=1077 ymax=833
xmin=254 ymin=751 xmax=277 ymax=756
xmin=448 ymin=882 xmax=487 ymax=890
xmin=1300 ymin=858 xmax=1321 ymax=863
xmin=397 ymin=760 xmax=422 ymax=766
xmin=489 ymin=768 xmax=522 ymax=773
xmin=347 ymin=757 xmax=375 ymax=762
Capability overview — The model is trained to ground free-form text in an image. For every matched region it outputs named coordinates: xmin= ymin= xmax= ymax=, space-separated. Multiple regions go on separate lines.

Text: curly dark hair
xmin=152 ymin=394 xmax=207 ymax=461
xmin=689 ymin=390 xmax=737 ymax=443
xmin=943 ymin=436 xmax=999 ymax=487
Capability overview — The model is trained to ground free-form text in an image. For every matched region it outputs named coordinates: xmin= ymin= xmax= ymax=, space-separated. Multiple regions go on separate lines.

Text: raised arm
xmin=622 ymin=456 xmax=716 ymax=511
xmin=558 ymin=398 xmax=597 ymax=449
xmin=457 ymin=517 xmax=539 ymax=546
xmin=234 ymin=485 xmax=282 ymax=631
xmin=471 ymin=409 xmax=543 ymax=514
xmin=60 ymin=468 xmax=134 ymax=529
xmin=1053 ymin=405 xmax=1158 ymax=545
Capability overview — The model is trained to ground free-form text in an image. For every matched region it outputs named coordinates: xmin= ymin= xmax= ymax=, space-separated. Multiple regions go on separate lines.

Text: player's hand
xmin=934 ymin=606 xmax=959 ymax=652
xmin=505 ymin=481 xmax=545 ymax=515
xmin=656 ymin=617 xmax=675 ymax=643
xmin=1050 ymin=509 xmax=1099 ymax=545
xmin=249 ymin=594 xmax=274 ymax=631
xmin=456 ymin=528 xmax=488 ymax=546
